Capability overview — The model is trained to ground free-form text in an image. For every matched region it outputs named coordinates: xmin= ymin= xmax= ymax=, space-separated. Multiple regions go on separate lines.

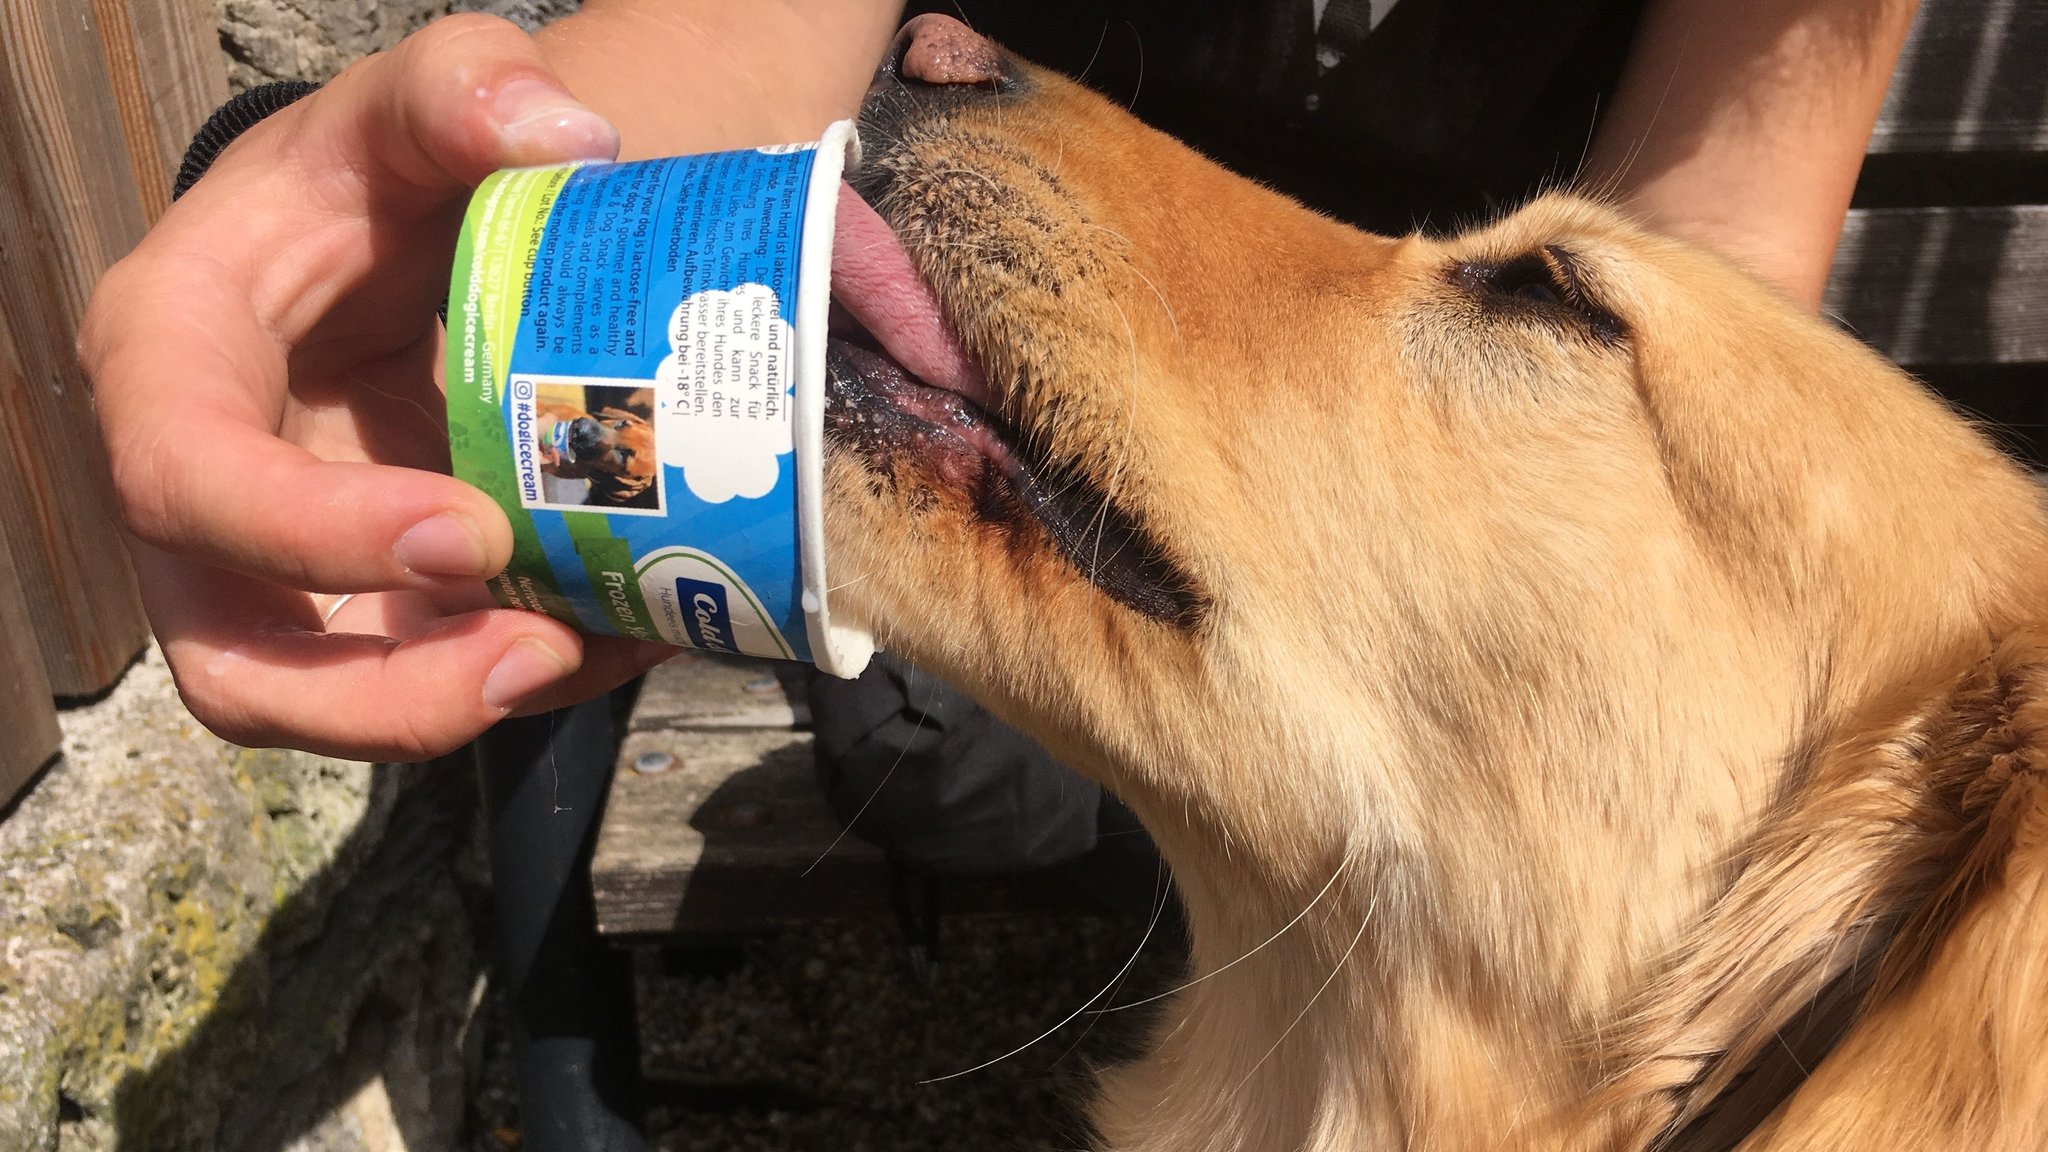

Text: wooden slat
xmin=0 ymin=319 xmax=59 ymax=806
xmin=0 ymin=0 xmax=152 ymax=693
xmin=592 ymin=718 xmax=1159 ymax=937
xmin=1825 ymin=205 xmax=2048 ymax=366
xmin=629 ymin=651 xmax=812 ymax=732
xmin=90 ymin=0 xmax=226 ymax=223
xmin=1868 ymin=0 xmax=2048 ymax=154
xmin=592 ymin=728 xmax=883 ymax=935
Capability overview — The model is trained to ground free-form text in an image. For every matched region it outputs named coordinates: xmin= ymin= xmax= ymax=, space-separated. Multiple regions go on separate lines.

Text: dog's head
xmin=546 ymin=406 xmax=657 ymax=504
xmin=825 ymin=28 xmax=2048 ymax=844
xmin=822 ymin=19 xmax=2048 ymax=1148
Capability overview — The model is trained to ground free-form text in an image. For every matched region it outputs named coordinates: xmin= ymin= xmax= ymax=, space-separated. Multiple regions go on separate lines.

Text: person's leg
xmin=476 ymin=684 xmax=647 ymax=1151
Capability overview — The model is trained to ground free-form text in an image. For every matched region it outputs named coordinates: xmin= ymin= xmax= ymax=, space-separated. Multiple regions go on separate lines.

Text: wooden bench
xmin=590 ymin=653 xmax=1161 ymax=939
xmin=589 ymin=0 xmax=2048 ymax=941
xmin=1824 ymin=0 xmax=2048 ymax=464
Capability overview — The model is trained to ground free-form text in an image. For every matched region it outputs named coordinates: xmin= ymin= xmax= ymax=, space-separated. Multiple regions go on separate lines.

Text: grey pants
xmin=807 ymin=654 xmax=1113 ymax=875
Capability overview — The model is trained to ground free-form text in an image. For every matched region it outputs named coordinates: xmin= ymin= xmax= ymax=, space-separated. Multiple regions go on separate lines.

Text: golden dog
xmin=819 ymin=27 xmax=2048 ymax=1152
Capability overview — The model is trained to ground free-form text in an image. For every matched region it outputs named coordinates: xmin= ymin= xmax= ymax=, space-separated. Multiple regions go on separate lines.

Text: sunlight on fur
xmin=823 ymin=50 xmax=2048 ymax=1152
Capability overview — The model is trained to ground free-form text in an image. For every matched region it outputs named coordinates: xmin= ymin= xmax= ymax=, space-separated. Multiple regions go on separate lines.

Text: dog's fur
xmin=822 ymin=55 xmax=2048 ymax=1152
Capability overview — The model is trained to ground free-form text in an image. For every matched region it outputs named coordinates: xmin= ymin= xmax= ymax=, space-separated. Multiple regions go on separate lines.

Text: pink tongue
xmin=831 ymin=184 xmax=992 ymax=408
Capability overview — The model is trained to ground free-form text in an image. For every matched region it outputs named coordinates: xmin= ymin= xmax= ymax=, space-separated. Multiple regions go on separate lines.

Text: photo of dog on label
xmin=531 ymin=381 xmax=661 ymax=511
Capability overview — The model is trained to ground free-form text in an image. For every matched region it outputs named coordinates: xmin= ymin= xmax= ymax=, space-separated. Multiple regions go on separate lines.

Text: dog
xmin=817 ymin=16 xmax=2048 ymax=1152
xmin=534 ymin=391 xmax=657 ymax=507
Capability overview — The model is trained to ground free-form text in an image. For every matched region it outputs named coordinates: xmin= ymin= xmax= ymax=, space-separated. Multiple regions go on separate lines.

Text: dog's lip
xmin=825 ymin=336 xmax=1021 ymax=481
xmin=829 ymin=183 xmax=993 ymax=409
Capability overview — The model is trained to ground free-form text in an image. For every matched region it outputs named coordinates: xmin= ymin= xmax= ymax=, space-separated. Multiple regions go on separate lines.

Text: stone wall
xmin=0 ymin=5 xmax=584 ymax=1149
xmin=223 ymin=0 xmax=583 ymax=91
xmin=0 ymin=650 xmax=485 ymax=1151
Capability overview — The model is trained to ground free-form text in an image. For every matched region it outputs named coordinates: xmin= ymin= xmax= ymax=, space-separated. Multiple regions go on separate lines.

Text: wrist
xmin=534 ymin=0 xmax=901 ymax=160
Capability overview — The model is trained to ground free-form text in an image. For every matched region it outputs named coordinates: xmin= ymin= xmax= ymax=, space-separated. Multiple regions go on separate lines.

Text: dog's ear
xmin=1597 ymin=629 xmax=2048 ymax=1152
xmin=1861 ymin=628 xmax=2048 ymax=994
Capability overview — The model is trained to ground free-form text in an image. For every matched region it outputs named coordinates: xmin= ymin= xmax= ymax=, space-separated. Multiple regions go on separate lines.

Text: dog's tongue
xmin=831 ymin=184 xmax=992 ymax=408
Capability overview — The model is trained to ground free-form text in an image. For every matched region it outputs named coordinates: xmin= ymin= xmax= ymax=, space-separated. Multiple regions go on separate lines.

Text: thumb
xmin=190 ymin=13 xmax=618 ymax=223
xmin=326 ymin=12 xmax=621 ymax=196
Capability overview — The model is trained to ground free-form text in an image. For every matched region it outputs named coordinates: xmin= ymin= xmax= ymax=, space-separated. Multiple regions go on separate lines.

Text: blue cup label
xmin=447 ymin=144 xmax=833 ymax=662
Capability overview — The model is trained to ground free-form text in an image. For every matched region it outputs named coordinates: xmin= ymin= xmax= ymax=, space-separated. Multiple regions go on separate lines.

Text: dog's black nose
xmin=883 ymin=14 xmax=1002 ymax=86
xmin=568 ymin=416 xmax=606 ymax=454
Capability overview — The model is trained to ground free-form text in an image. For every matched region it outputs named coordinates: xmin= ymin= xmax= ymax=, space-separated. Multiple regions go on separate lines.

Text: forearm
xmin=534 ymin=0 xmax=904 ymax=159
xmin=1585 ymin=0 xmax=1919 ymax=308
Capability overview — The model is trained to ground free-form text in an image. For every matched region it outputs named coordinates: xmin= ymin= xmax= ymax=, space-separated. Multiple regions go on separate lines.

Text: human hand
xmin=82 ymin=14 xmax=674 ymax=762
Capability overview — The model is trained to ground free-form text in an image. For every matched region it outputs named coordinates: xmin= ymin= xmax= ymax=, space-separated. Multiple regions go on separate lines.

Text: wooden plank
xmin=0 ymin=455 xmax=60 ymax=808
xmin=592 ymin=728 xmax=881 ymax=935
xmin=90 ymin=0 xmax=227 ymax=223
xmin=1825 ymin=205 xmax=2048 ymax=366
xmin=0 ymin=0 xmax=153 ymax=693
xmin=592 ymin=726 xmax=1162 ymax=937
xmin=629 ymin=651 xmax=811 ymax=731
xmin=1868 ymin=0 xmax=2048 ymax=154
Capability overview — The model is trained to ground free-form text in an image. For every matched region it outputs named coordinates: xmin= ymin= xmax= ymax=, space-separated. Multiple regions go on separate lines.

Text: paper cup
xmin=445 ymin=120 xmax=874 ymax=677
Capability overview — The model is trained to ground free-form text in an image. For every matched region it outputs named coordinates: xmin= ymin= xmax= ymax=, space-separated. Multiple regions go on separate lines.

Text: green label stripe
xmin=445 ymin=166 xmax=582 ymax=621
xmin=564 ymin=513 xmax=659 ymax=641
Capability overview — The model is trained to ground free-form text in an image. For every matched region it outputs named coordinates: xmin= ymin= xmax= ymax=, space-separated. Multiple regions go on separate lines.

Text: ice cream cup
xmin=444 ymin=120 xmax=874 ymax=677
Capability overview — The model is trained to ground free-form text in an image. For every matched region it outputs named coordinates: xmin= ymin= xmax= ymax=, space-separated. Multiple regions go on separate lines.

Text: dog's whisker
xmin=1046 ymin=865 xmax=1173 ymax=1071
xmin=1123 ymin=20 xmax=1146 ymax=112
xmin=1228 ymin=887 xmax=1378 ymax=1098
xmin=824 ymin=570 xmax=873 ymax=596
xmin=921 ymin=861 xmax=1174 ymax=1084
xmin=347 ymin=369 xmax=443 ymax=436
xmin=798 ymin=678 xmax=936 ymax=877
xmin=1084 ymin=224 xmax=1181 ymax=346
xmin=1583 ymin=45 xmax=1684 ymax=207
xmin=1075 ymin=21 xmax=1112 ymax=87
xmin=1094 ymin=852 xmax=1353 ymax=1015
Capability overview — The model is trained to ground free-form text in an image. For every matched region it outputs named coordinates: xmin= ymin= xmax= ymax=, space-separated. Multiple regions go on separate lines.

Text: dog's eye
xmin=1494 ymin=255 xmax=1563 ymax=305
xmin=1451 ymin=246 xmax=1626 ymax=344
xmin=1455 ymin=252 xmax=1567 ymax=306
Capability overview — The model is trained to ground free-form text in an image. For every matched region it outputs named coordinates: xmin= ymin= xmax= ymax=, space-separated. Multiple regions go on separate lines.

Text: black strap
xmin=173 ymin=80 xmax=321 ymax=200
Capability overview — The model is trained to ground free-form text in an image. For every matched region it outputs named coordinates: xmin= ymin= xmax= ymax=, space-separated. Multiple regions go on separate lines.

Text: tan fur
xmin=827 ymin=60 xmax=2048 ymax=1151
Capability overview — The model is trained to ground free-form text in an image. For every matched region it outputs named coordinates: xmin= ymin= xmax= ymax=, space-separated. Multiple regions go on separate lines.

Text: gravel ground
xmin=473 ymin=912 xmax=1190 ymax=1151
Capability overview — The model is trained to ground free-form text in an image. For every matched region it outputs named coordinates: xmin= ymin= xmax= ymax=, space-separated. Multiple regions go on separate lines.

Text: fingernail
xmin=492 ymin=77 xmax=619 ymax=160
xmin=484 ymin=638 xmax=574 ymax=711
xmin=394 ymin=513 xmax=490 ymax=578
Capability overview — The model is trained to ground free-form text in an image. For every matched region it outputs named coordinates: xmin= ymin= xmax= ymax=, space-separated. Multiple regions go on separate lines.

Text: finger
xmin=84 ymin=16 xmax=619 ymax=595
xmin=148 ymin=15 xmax=619 ymax=343
xmin=89 ymin=261 xmax=511 ymax=591
xmin=326 ymin=589 xmax=676 ymax=715
xmin=504 ymin=637 xmax=679 ymax=717
xmin=137 ymin=541 xmax=585 ymax=761
xmin=107 ymin=389 xmax=513 ymax=594
xmin=317 ymin=11 xmax=622 ymax=200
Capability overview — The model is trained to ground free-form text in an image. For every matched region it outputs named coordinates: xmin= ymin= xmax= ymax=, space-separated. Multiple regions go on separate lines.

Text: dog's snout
xmin=568 ymin=415 xmax=606 ymax=453
xmin=884 ymin=14 xmax=1003 ymax=86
